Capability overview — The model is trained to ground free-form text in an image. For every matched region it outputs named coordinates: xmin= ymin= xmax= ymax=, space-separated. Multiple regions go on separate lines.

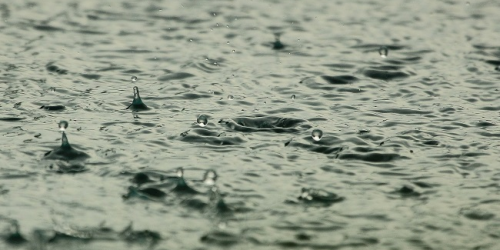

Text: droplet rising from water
xmin=203 ymin=170 xmax=217 ymax=186
xmin=291 ymin=94 xmax=296 ymax=100
xmin=176 ymin=167 xmax=184 ymax=178
xmin=227 ymin=95 xmax=234 ymax=100
xmin=58 ymin=120 xmax=69 ymax=131
xmin=197 ymin=115 xmax=208 ymax=127
xmin=131 ymin=76 xmax=138 ymax=82
xmin=311 ymin=129 xmax=323 ymax=141
xmin=379 ymin=46 xmax=388 ymax=58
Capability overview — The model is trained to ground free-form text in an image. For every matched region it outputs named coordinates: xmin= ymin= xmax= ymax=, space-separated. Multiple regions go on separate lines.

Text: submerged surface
xmin=1 ymin=0 xmax=500 ymax=249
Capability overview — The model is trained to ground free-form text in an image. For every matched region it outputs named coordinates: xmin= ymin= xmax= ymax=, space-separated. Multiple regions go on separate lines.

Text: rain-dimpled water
xmin=1 ymin=0 xmax=500 ymax=249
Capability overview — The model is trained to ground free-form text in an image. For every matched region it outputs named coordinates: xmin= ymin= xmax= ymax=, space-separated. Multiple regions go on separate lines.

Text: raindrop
xmin=227 ymin=95 xmax=234 ymax=100
xmin=197 ymin=115 xmax=208 ymax=127
xmin=203 ymin=170 xmax=217 ymax=186
xmin=291 ymin=94 xmax=296 ymax=100
xmin=379 ymin=46 xmax=388 ymax=58
xmin=58 ymin=120 xmax=69 ymax=131
xmin=311 ymin=129 xmax=323 ymax=141
xmin=131 ymin=76 xmax=138 ymax=82
xmin=176 ymin=167 xmax=184 ymax=178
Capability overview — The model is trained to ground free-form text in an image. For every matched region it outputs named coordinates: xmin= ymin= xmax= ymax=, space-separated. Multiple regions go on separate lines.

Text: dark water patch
xmin=40 ymin=105 xmax=66 ymax=111
xmin=295 ymin=188 xmax=344 ymax=206
xmin=45 ymin=63 xmax=68 ymax=74
xmin=80 ymin=74 xmax=101 ymax=80
xmin=46 ymin=161 xmax=87 ymax=174
xmin=158 ymin=72 xmax=194 ymax=81
xmin=362 ymin=68 xmax=412 ymax=81
xmin=351 ymin=44 xmax=406 ymax=51
xmin=221 ymin=116 xmax=308 ymax=134
xmin=323 ymin=63 xmax=356 ymax=69
xmin=200 ymin=230 xmax=240 ymax=247
xmin=372 ymin=108 xmax=432 ymax=115
xmin=476 ymin=121 xmax=496 ymax=127
xmin=460 ymin=208 xmax=495 ymax=221
xmin=123 ymin=186 xmax=167 ymax=201
xmin=179 ymin=133 xmax=246 ymax=146
xmin=33 ymin=25 xmax=64 ymax=32
xmin=339 ymin=153 xmax=406 ymax=162
xmin=321 ymin=75 xmax=358 ymax=85
xmin=0 ymin=117 xmax=25 ymax=122
xmin=479 ymin=106 xmax=500 ymax=111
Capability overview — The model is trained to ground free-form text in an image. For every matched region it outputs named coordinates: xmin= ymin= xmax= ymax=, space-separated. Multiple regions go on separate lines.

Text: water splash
xmin=311 ymin=129 xmax=323 ymax=141
xmin=58 ymin=120 xmax=68 ymax=131
xmin=197 ymin=115 xmax=209 ymax=127
xmin=126 ymin=86 xmax=149 ymax=111
xmin=379 ymin=46 xmax=388 ymax=58
xmin=131 ymin=76 xmax=138 ymax=82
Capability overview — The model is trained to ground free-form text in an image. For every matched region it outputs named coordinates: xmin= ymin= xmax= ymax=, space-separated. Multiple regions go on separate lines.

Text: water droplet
xmin=379 ymin=46 xmax=388 ymax=58
xmin=227 ymin=95 xmax=234 ymax=100
xmin=189 ymin=39 xmax=193 ymax=42
xmin=58 ymin=120 xmax=69 ymax=131
xmin=291 ymin=94 xmax=296 ymax=100
xmin=311 ymin=129 xmax=323 ymax=141
xmin=213 ymin=12 xmax=217 ymax=16
xmin=131 ymin=76 xmax=138 ymax=82
xmin=197 ymin=115 xmax=208 ymax=127
xmin=203 ymin=170 xmax=217 ymax=186
xmin=232 ymin=50 xmax=236 ymax=53
xmin=176 ymin=167 xmax=184 ymax=178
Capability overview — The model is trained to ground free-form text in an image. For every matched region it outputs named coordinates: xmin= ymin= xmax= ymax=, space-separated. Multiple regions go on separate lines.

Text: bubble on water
xmin=58 ymin=120 xmax=69 ymax=131
xmin=131 ymin=76 xmax=138 ymax=82
xmin=379 ymin=46 xmax=388 ymax=58
xmin=311 ymin=129 xmax=323 ymax=141
xmin=203 ymin=170 xmax=217 ymax=186
xmin=291 ymin=94 xmax=296 ymax=100
xmin=197 ymin=115 xmax=208 ymax=127
xmin=227 ymin=95 xmax=234 ymax=100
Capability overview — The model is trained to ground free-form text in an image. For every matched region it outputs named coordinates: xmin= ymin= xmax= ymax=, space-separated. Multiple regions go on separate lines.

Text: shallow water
xmin=1 ymin=0 xmax=500 ymax=249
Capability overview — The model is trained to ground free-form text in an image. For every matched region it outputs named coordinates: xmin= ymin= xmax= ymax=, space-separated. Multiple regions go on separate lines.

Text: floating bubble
xmin=379 ymin=46 xmax=388 ymax=58
xmin=311 ymin=129 xmax=323 ymax=141
xmin=227 ymin=95 xmax=234 ymax=100
xmin=197 ymin=115 xmax=208 ymax=127
xmin=203 ymin=170 xmax=218 ymax=186
xmin=131 ymin=76 xmax=138 ymax=82
xmin=58 ymin=120 xmax=69 ymax=131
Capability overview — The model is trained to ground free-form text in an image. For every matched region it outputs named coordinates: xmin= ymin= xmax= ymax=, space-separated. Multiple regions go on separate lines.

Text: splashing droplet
xmin=58 ymin=120 xmax=69 ymax=131
xmin=291 ymin=94 xmax=296 ymax=100
xmin=197 ymin=115 xmax=208 ymax=127
xmin=131 ymin=76 xmax=138 ymax=82
xmin=203 ymin=170 xmax=217 ymax=186
xmin=176 ymin=167 xmax=184 ymax=178
xmin=227 ymin=95 xmax=234 ymax=100
xmin=311 ymin=129 xmax=323 ymax=141
xmin=379 ymin=46 xmax=388 ymax=58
